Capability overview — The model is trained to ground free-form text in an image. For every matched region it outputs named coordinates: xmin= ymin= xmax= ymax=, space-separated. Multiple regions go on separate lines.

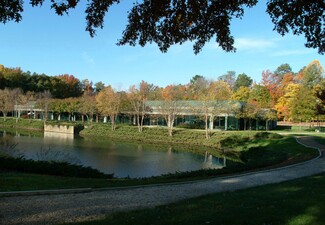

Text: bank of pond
xmin=0 ymin=122 xmax=319 ymax=190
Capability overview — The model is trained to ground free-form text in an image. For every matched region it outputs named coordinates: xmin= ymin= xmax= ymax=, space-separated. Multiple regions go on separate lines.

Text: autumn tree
xmin=56 ymin=74 xmax=83 ymax=98
xmin=96 ymin=86 xmax=120 ymax=130
xmin=188 ymin=75 xmax=208 ymax=100
xmin=276 ymin=83 xmax=317 ymax=123
xmin=249 ymin=84 xmax=271 ymax=109
xmin=290 ymin=86 xmax=317 ymax=125
xmin=81 ymin=79 xmax=94 ymax=95
xmin=50 ymin=99 xmax=67 ymax=121
xmin=78 ymin=95 xmax=97 ymax=124
xmin=128 ymin=81 xmax=155 ymax=132
xmin=300 ymin=60 xmax=324 ymax=89
xmin=231 ymin=86 xmax=250 ymax=102
xmin=65 ymin=98 xmax=80 ymax=121
xmin=0 ymin=88 xmax=17 ymax=121
xmin=248 ymin=84 xmax=272 ymax=129
xmin=235 ymin=100 xmax=259 ymax=130
xmin=208 ymin=80 xmax=233 ymax=130
xmin=218 ymin=71 xmax=236 ymax=90
xmin=160 ymin=85 xmax=186 ymax=136
xmin=314 ymin=78 xmax=325 ymax=124
xmin=195 ymin=80 xmax=233 ymax=138
xmin=191 ymin=78 xmax=210 ymax=138
xmin=3 ymin=1 xmax=324 ymax=54
xmin=36 ymin=90 xmax=52 ymax=122
xmin=261 ymin=70 xmax=282 ymax=107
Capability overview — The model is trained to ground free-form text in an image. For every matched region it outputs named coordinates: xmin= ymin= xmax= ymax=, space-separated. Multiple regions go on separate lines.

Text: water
xmin=0 ymin=130 xmax=226 ymax=178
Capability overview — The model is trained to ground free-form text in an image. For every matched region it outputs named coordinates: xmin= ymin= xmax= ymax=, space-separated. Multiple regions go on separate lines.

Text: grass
xmin=0 ymin=117 xmax=44 ymax=130
xmin=61 ymin=173 xmax=325 ymax=225
xmin=313 ymin=136 xmax=325 ymax=145
xmin=0 ymin=172 xmax=115 ymax=192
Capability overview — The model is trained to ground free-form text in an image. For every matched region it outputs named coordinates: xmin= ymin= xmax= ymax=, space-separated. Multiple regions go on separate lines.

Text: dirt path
xmin=0 ymin=136 xmax=324 ymax=225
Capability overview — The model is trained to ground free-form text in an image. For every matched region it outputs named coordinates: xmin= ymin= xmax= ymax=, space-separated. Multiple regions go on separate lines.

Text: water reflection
xmin=0 ymin=129 xmax=228 ymax=178
xmin=203 ymin=151 xmax=226 ymax=169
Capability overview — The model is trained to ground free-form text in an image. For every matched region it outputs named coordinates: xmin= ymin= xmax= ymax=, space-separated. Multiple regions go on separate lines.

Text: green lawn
xmin=62 ymin=173 xmax=325 ymax=225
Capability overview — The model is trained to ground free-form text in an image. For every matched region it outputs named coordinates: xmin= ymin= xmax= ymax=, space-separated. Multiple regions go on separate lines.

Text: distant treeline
xmin=0 ymin=64 xmax=104 ymax=98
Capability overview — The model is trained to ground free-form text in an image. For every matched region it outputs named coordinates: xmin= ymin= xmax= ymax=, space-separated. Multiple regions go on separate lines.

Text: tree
xmin=235 ymin=100 xmax=259 ymax=130
xmin=274 ymin=63 xmax=292 ymax=77
xmin=196 ymin=80 xmax=232 ymax=138
xmin=276 ymin=83 xmax=317 ymax=123
xmin=128 ymin=81 xmax=154 ymax=132
xmin=233 ymin=73 xmax=252 ymax=91
xmin=94 ymin=81 xmax=105 ymax=93
xmin=78 ymin=95 xmax=97 ymax=124
xmin=81 ymin=79 xmax=94 ymax=95
xmin=96 ymin=86 xmax=120 ymax=130
xmin=56 ymin=74 xmax=83 ymax=98
xmin=261 ymin=70 xmax=282 ymax=107
xmin=188 ymin=75 xmax=208 ymax=100
xmin=2 ymin=1 xmax=324 ymax=54
xmin=300 ymin=60 xmax=324 ymax=89
xmin=160 ymin=85 xmax=186 ymax=136
xmin=0 ymin=88 xmax=23 ymax=121
xmin=232 ymin=86 xmax=250 ymax=102
xmin=290 ymin=86 xmax=317 ymax=124
xmin=250 ymin=84 xmax=272 ymax=109
xmin=218 ymin=71 xmax=236 ymax=90
xmin=267 ymin=0 xmax=324 ymax=54
xmin=50 ymin=99 xmax=67 ymax=121
xmin=65 ymin=98 xmax=80 ymax=122
xmin=36 ymin=90 xmax=52 ymax=122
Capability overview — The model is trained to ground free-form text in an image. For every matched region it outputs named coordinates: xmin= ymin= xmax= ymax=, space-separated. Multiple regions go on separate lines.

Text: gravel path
xmin=1 ymin=136 xmax=324 ymax=225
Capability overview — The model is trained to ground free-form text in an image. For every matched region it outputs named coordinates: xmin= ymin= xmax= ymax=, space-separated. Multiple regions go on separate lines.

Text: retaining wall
xmin=44 ymin=124 xmax=74 ymax=134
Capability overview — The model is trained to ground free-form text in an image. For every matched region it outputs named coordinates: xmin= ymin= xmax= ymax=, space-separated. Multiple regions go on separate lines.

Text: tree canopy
xmin=1 ymin=0 xmax=324 ymax=54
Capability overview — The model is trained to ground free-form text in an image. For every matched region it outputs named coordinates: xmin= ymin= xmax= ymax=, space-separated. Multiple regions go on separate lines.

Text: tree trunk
xmin=266 ymin=120 xmax=269 ymax=130
xmin=205 ymin=113 xmax=209 ymax=139
xmin=110 ymin=114 xmax=116 ymax=131
xmin=167 ymin=114 xmax=174 ymax=136
xmin=140 ymin=113 xmax=145 ymax=132
xmin=136 ymin=113 xmax=140 ymax=131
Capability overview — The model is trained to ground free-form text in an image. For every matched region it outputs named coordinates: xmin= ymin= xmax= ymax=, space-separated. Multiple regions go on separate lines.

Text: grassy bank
xmin=62 ymin=173 xmax=325 ymax=225
xmin=80 ymin=124 xmax=284 ymax=150
xmin=0 ymin=117 xmax=44 ymax=130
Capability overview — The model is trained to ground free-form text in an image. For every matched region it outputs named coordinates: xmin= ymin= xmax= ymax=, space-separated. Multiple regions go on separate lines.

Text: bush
xmin=0 ymin=155 xmax=113 ymax=179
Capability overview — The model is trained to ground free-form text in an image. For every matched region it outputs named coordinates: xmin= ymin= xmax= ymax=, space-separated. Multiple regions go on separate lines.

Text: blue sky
xmin=1 ymin=1 xmax=324 ymax=90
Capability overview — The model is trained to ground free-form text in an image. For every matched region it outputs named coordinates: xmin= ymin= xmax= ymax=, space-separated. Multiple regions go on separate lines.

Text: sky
xmin=1 ymin=1 xmax=324 ymax=90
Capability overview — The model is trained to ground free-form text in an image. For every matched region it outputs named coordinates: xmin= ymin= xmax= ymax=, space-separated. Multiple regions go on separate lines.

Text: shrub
xmin=0 ymin=155 xmax=113 ymax=179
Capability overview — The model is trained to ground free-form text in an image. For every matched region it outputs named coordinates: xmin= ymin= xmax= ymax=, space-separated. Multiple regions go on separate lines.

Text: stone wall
xmin=44 ymin=124 xmax=74 ymax=134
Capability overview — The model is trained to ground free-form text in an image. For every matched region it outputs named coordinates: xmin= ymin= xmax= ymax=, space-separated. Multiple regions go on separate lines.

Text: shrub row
xmin=0 ymin=155 xmax=113 ymax=179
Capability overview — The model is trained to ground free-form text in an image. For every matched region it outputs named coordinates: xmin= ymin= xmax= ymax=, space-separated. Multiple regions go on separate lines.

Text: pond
xmin=0 ymin=130 xmax=227 ymax=178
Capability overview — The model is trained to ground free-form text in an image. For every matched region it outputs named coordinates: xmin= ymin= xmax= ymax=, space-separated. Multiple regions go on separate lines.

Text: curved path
xmin=0 ymin=136 xmax=324 ymax=225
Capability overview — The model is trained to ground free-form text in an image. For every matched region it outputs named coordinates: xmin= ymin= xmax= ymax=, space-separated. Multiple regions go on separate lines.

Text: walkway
xmin=0 ymin=136 xmax=324 ymax=225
